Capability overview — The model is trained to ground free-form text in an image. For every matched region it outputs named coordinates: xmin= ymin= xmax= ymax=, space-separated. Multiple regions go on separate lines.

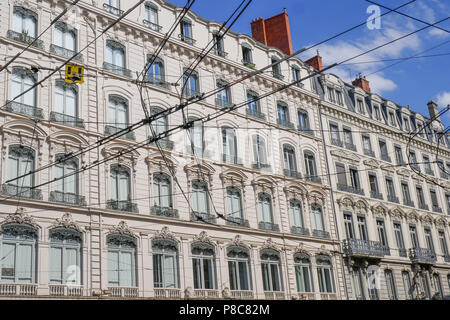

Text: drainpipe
xmin=318 ymin=101 xmax=350 ymax=299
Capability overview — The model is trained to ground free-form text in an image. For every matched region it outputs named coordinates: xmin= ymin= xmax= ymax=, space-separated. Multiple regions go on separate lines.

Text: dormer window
xmin=242 ymin=44 xmax=253 ymax=67
xmin=388 ymin=111 xmax=395 ymax=126
xmin=373 ymin=104 xmax=381 ymax=120
xmin=213 ymin=32 xmax=226 ymax=57
xmin=271 ymin=57 xmax=283 ymax=80
xmin=356 ymin=99 xmax=364 ymax=114
xmin=336 ymin=90 xmax=343 ymax=106
xmin=144 ymin=2 xmax=161 ymax=32
xmin=327 ymin=87 xmax=336 ymax=103
xmin=292 ymin=66 xmax=301 ymax=87
xmin=417 ymin=122 xmax=424 ymax=137
xmin=180 ymin=19 xmax=194 ymax=45
xmin=403 ymin=117 xmax=410 ymax=132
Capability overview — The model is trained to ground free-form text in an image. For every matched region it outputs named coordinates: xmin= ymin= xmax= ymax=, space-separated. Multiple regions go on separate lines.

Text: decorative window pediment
xmin=50 ymin=212 xmax=83 ymax=233
xmin=330 ymin=149 xmax=360 ymax=165
xmin=1 ymin=207 xmax=38 ymax=230
xmin=107 ymin=221 xmax=136 ymax=239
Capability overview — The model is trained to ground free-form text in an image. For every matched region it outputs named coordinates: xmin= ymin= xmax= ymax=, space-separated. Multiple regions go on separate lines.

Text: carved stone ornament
xmin=434 ymin=217 xmax=447 ymax=228
xmin=193 ymin=231 xmax=213 ymax=245
xmin=184 ymin=287 xmax=194 ymax=298
xmin=229 ymin=235 xmax=249 ymax=249
xmin=371 ymin=203 xmax=387 ymax=217
xmin=261 ymin=238 xmax=279 ymax=251
xmin=396 ymin=168 xmax=411 ymax=178
xmin=406 ymin=211 xmax=420 ymax=223
xmin=380 ymin=164 xmax=395 ymax=174
xmin=222 ymin=288 xmax=231 ymax=298
xmin=108 ymin=221 xmax=136 ymax=237
xmin=330 ymin=149 xmax=360 ymax=165
xmin=337 ymin=196 xmax=355 ymax=209
xmin=153 ymin=226 xmax=176 ymax=241
xmin=363 ymin=159 xmax=379 ymax=169
xmin=355 ymin=200 xmax=369 ymax=211
xmin=388 ymin=208 xmax=405 ymax=220
xmin=1 ymin=207 xmax=38 ymax=228
xmin=51 ymin=213 xmax=82 ymax=233
xmin=421 ymin=215 xmax=433 ymax=226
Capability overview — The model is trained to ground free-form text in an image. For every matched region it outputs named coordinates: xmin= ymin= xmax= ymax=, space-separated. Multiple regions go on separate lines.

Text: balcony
xmin=191 ymin=211 xmax=217 ymax=224
xmin=409 ymin=248 xmax=437 ymax=264
xmin=225 ymin=215 xmax=250 ymax=228
xmin=4 ymin=101 xmax=44 ymax=119
xmin=213 ymin=48 xmax=228 ymax=58
xmin=149 ymin=137 xmax=174 ymax=150
xmin=154 ymin=288 xmax=181 ymax=299
xmin=231 ymin=290 xmax=254 ymax=299
xmin=291 ymin=226 xmax=310 ymax=236
xmin=182 ymin=87 xmax=201 ymax=98
xmin=49 ymin=191 xmax=87 ymax=206
xmin=0 ymin=283 xmax=37 ymax=296
xmin=1 ymin=184 xmax=43 ymax=200
xmin=264 ymin=291 xmax=285 ymax=300
xmin=151 ymin=206 xmax=179 ymax=219
xmin=299 ymin=127 xmax=314 ymax=137
xmin=364 ymin=149 xmax=375 ymax=157
xmin=258 ymin=221 xmax=280 ymax=232
xmin=143 ymin=20 xmax=162 ymax=32
xmin=409 ymin=163 xmax=421 ymax=172
xmin=345 ymin=142 xmax=357 ymax=152
xmin=7 ymin=30 xmax=44 ymax=50
xmin=108 ymin=286 xmax=139 ymax=298
xmin=252 ymin=163 xmax=271 ymax=171
xmin=145 ymin=76 xmax=170 ymax=90
xmin=215 ymin=97 xmax=232 ymax=108
xmin=246 ymin=108 xmax=266 ymax=120
xmin=103 ymin=3 xmax=124 ymax=16
xmin=425 ymin=168 xmax=434 ymax=176
xmin=444 ymin=254 xmax=450 ymax=263
xmin=398 ymin=248 xmax=407 ymax=258
xmin=370 ymin=191 xmax=383 ymax=200
xmin=103 ymin=62 xmax=132 ymax=77
xmin=381 ymin=153 xmax=392 ymax=163
xmin=194 ymin=289 xmax=219 ymax=299
xmin=342 ymin=239 xmax=389 ymax=258
xmin=337 ymin=184 xmax=364 ymax=196
xmin=403 ymin=199 xmax=415 ymax=208
xmin=50 ymin=44 xmax=83 ymax=62
xmin=313 ymin=229 xmax=331 ymax=239
xmin=242 ymin=60 xmax=255 ymax=69
xmin=49 ymin=285 xmax=84 ymax=297
xmin=396 ymin=161 xmax=407 ymax=168
xmin=432 ymin=205 xmax=442 ymax=214
xmin=277 ymin=119 xmax=295 ymax=129
xmin=178 ymin=34 xmax=196 ymax=45
xmin=222 ymin=154 xmax=243 ymax=166
xmin=305 ymin=175 xmax=322 ymax=185
xmin=50 ymin=111 xmax=85 ymax=129
xmin=331 ymin=138 xmax=343 ymax=148
xmin=387 ymin=195 xmax=400 ymax=204
xmin=418 ymin=203 xmax=429 ymax=211
xmin=105 ymin=125 xmax=136 ymax=141
xmin=283 ymin=169 xmax=302 ymax=179
xmin=272 ymin=72 xmax=284 ymax=80
xmin=106 ymin=200 xmax=138 ymax=213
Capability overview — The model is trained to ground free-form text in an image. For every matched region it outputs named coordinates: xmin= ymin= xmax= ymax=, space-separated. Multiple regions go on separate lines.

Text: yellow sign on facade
xmin=65 ymin=65 xmax=84 ymax=83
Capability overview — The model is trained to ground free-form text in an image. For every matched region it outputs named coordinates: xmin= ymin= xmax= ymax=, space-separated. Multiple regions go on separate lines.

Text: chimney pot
xmin=352 ymin=76 xmax=371 ymax=93
xmin=427 ymin=100 xmax=441 ymax=122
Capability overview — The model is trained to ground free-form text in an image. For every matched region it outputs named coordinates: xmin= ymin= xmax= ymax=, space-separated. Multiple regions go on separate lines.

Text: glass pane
xmin=164 ymin=255 xmax=176 ymax=288
xmin=12 ymin=12 xmax=23 ymax=33
xmin=119 ymin=251 xmax=133 ymax=287
xmin=203 ymin=259 xmax=214 ymax=289
xmin=107 ymin=251 xmax=119 ymax=285
xmin=270 ymin=264 xmax=280 ymax=291
xmin=49 ymin=247 xmax=62 ymax=284
xmin=228 ymin=261 xmax=237 ymax=290
xmin=54 ymin=28 xmax=63 ymax=47
xmin=64 ymin=248 xmax=79 ymax=284
xmin=193 ymin=258 xmax=201 ymax=289
xmin=238 ymin=261 xmax=249 ymax=290
xmin=153 ymin=254 xmax=162 ymax=287
xmin=1 ymin=243 xmax=16 ymax=281
xmin=16 ymin=244 xmax=32 ymax=282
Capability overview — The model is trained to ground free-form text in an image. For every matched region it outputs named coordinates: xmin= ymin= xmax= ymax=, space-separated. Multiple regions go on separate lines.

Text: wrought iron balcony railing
xmin=272 ymin=72 xmax=284 ymax=80
xmin=444 ymin=254 xmax=450 ymax=263
xmin=4 ymin=101 xmax=44 ymax=119
xmin=277 ymin=119 xmax=295 ymax=129
xmin=345 ymin=142 xmax=357 ymax=152
xmin=252 ymin=162 xmax=271 ymax=171
xmin=313 ymin=229 xmax=331 ymax=239
xmin=178 ymin=34 xmax=196 ymax=45
xmin=143 ymin=20 xmax=162 ymax=32
xmin=50 ymin=112 xmax=85 ymax=129
xmin=370 ymin=191 xmax=383 ymax=200
xmin=49 ymin=191 xmax=86 ymax=206
xmin=145 ymin=76 xmax=170 ymax=89
xmin=283 ymin=169 xmax=302 ymax=179
xmin=299 ymin=127 xmax=314 ymax=136
xmin=418 ymin=203 xmax=429 ymax=211
xmin=182 ymin=87 xmax=201 ymax=98
xmin=225 ymin=215 xmax=250 ymax=228
xmin=258 ymin=221 xmax=280 ymax=232
xmin=103 ymin=3 xmax=124 ymax=16
xmin=106 ymin=200 xmax=138 ymax=213
xmin=425 ymin=168 xmax=434 ymax=176
xmin=364 ymin=149 xmax=375 ymax=157
xmin=7 ymin=30 xmax=44 ymax=49
xmin=222 ymin=154 xmax=243 ymax=166
xmin=432 ymin=205 xmax=442 ymax=214
xmin=381 ymin=153 xmax=392 ymax=163
xmin=246 ymin=108 xmax=266 ymax=120
xmin=387 ymin=195 xmax=400 ymax=204
xmin=403 ymin=199 xmax=415 ymax=208
xmin=213 ymin=48 xmax=228 ymax=58
xmin=215 ymin=97 xmax=232 ymax=108
xmin=409 ymin=247 xmax=437 ymax=264
xmin=151 ymin=206 xmax=179 ymax=219
xmin=305 ymin=175 xmax=322 ymax=185
xmin=398 ymin=248 xmax=407 ymax=258
xmin=105 ymin=125 xmax=136 ymax=141
xmin=342 ymin=239 xmax=389 ymax=257
xmin=396 ymin=160 xmax=407 ymax=168
xmin=242 ymin=60 xmax=255 ymax=68
xmin=191 ymin=211 xmax=217 ymax=224
xmin=337 ymin=184 xmax=364 ymax=195
xmin=409 ymin=163 xmax=421 ymax=172
xmin=149 ymin=137 xmax=174 ymax=150
xmin=291 ymin=226 xmax=310 ymax=236
xmin=1 ymin=184 xmax=43 ymax=200
xmin=103 ymin=62 xmax=132 ymax=77
xmin=50 ymin=44 xmax=83 ymax=62
xmin=331 ymin=138 xmax=343 ymax=147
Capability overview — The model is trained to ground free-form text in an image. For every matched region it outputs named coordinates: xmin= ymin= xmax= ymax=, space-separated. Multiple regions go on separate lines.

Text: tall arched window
xmin=261 ymin=249 xmax=282 ymax=292
xmin=246 ymin=90 xmax=264 ymax=119
xmin=7 ymin=146 xmax=36 ymax=199
xmin=222 ymin=127 xmax=238 ymax=164
xmin=290 ymin=200 xmax=305 ymax=234
xmin=150 ymin=107 xmax=167 ymax=136
xmin=316 ymin=255 xmax=335 ymax=293
xmin=49 ymin=228 xmax=82 ymax=285
xmin=192 ymin=242 xmax=216 ymax=290
xmin=53 ymin=22 xmax=76 ymax=55
xmin=153 ymin=173 xmax=172 ymax=208
xmin=226 ymin=187 xmax=243 ymax=221
xmin=107 ymin=234 xmax=136 ymax=287
xmin=0 ymin=223 xmax=37 ymax=283
xmin=183 ymin=69 xmax=199 ymax=97
xmin=298 ymin=109 xmax=310 ymax=133
xmin=105 ymin=40 xmax=128 ymax=76
xmin=108 ymin=165 xmax=135 ymax=212
xmin=107 ymin=95 xmax=128 ymax=131
xmin=283 ymin=144 xmax=298 ymax=177
xmin=152 ymin=238 xmax=178 ymax=289
xmin=258 ymin=193 xmax=278 ymax=231
xmin=294 ymin=253 xmax=312 ymax=293
xmin=53 ymin=81 xmax=81 ymax=127
xmin=11 ymin=67 xmax=36 ymax=108
xmin=146 ymin=56 xmax=165 ymax=85
xmin=144 ymin=2 xmax=160 ymax=31
xmin=304 ymin=151 xmax=319 ymax=183
xmin=216 ymin=80 xmax=231 ymax=107
xmin=12 ymin=7 xmax=37 ymax=38
xmin=227 ymin=246 xmax=251 ymax=291
xmin=192 ymin=180 xmax=209 ymax=216
xmin=311 ymin=203 xmax=325 ymax=233
xmin=252 ymin=135 xmax=268 ymax=169
xmin=52 ymin=155 xmax=80 ymax=204
xmin=188 ymin=117 xmax=204 ymax=155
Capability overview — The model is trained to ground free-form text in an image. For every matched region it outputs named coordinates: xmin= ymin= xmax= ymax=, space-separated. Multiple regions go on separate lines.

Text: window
xmin=226 ymin=187 xmax=243 ymax=220
xmin=368 ymin=173 xmax=379 ymax=196
xmin=402 ymin=271 xmax=413 ymax=299
xmin=283 ymin=145 xmax=297 ymax=174
xmin=12 ymin=7 xmax=37 ymax=38
xmin=393 ymin=223 xmax=405 ymax=251
xmin=362 ymin=135 xmax=372 ymax=153
xmin=192 ymin=181 xmax=209 ymax=214
xmin=421 ymin=272 xmax=431 ymax=299
xmin=216 ymin=80 xmax=231 ymax=107
xmin=344 ymin=213 xmax=355 ymax=239
xmin=437 ymin=160 xmax=446 ymax=178
xmin=367 ymin=267 xmax=379 ymax=300
xmin=213 ymin=32 xmax=225 ymax=57
xmin=227 ymin=246 xmax=251 ymax=291
xmin=336 ymin=163 xmax=347 ymax=187
xmin=438 ymin=231 xmax=448 ymax=256
xmin=54 ymin=155 xmax=78 ymax=196
xmin=424 ymin=228 xmax=435 ymax=252
xmin=271 ymin=57 xmax=282 ymax=78
xmin=242 ymin=44 xmax=253 ymax=66
xmin=0 ymin=223 xmax=37 ymax=283
xmin=247 ymin=91 xmax=261 ymax=116
xmin=311 ymin=204 xmax=324 ymax=232
xmin=304 ymin=152 xmax=317 ymax=179
xmin=376 ymin=219 xmax=388 ymax=247
xmin=409 ymin=151 xmax=419 ymax=171
xmin=357 ymin=99 xmax=364 ymax=113
xmin=183 ymin=69 xmax=199 ymax=97
xmin=180 ymin=19 xmax=193 ymax=44
xmin=401 ymin=182 xmax=412 ymax=204
xmin=394 ymin=146 xmax=404 ymax=166
xmin=343 ymin=127 xmax=354 ymax=149
xmin=192 ymin=243 xmax=216 ymax=289
xmin=7 ymin=146 xmax=35 ymax=190
xmin=53 ymin=22 xmax=76 ymax=55
xmin=330 ymin=122 xmax=341 ymax=144
xmin=336 ymin=91 xmax=343 ymax=106
xmin=144 ymin=2 xmax=160 ymax=31
xmin=298 ymin=110 xmax=310 ymax=132
xmin=403 ymin=117 xmax=410 ymax=131
xmin=146 ymin=56 xmax=165 ymax=85
xmin=106 ymin=41 xmax=125 ymax=68
xmin=385 ymin=177 xmax=396 ymax=200
xmin=12 ymin=67 xmax=36 ymax=107
xmin=110 ymin=165 xmax=131 ymax=203
xmin=107 ymin=234 xmax=136 ymax=287
xmin=188 ymin=118 xmax=204 ymax=155
xmin=252 ymin=135 xmax=268 ymax=166
xmin=290 ymin=200 xmax=304 ymax=228
xmin=108 ymin=95 xmax=128 ymax=129
xmin=54 ymin=81 xmax=78 ymax=122
xmin=433 ymin=274 xmax=443 ymax=298
xmin=417 ymin=122 xmax=424 ymax=136
xmin=373 ymin=104 xmax=381 ymax=120
xmin=446 ymin=194 xmax=450 ymax=214
xmin=261 ymin=249 xmax=282 ymax=292
xmin=423 ymin=154 xmax=433 ymax=175
xmin=385 ymin=270 xmax=397 ymax=300
xmin=349 ymin=167 xmax=361 ymax=191
xmin=357 ymin=216 xmax=368 ymax=241
xmin=316 ymin=255 xmax=335 ymax=293
xmin=430 ymin=189 xmax=439 ymax=209
xmin=152 ymin=239 xmax=178 ymax=289
xmin=277 ymin=102 xmax=289 ymax=124
xmin=416 ymin=185 xmax=426 ymax=209
xmin=292 ymin=67 xmax=301 ymax=87
xmin=153 ymin=173 xmax=172 ymax=208
xmin=150 ymin=107 xmax=167 ymax=136
xmin=351 ymin=267 xmax=365 ymax=300
xmin=388 ymin=111 xmax=395 ymax=126
xmin=49 ymin=228 xmax=82 ymax=285
xmin=409 ymin=225 xmax=419 ymax=248
xmin=258 ymin=193 xmax=273 ymax=224
xmin=222 ymin=128 xmax=237 ymax=164
xmin=327 ymin=87 xmax=336 ymax=103
xmin=379 ymin=140 xmax=388 ymax=159
xmin=294 ymin=254 xmax=312 ymax=293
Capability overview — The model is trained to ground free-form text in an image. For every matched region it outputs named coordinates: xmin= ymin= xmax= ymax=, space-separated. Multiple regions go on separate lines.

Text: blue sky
xmin=169 ymin=0 xmax=450 ymax=126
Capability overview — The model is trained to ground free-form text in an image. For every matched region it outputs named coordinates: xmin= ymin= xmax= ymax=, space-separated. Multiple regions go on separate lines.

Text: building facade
xmin=0 ymin=0 xmax=346 ymax=299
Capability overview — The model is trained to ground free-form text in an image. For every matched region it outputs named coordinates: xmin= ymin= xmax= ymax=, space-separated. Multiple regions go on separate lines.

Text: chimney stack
xmin=352 ymin=74 xmax=371 ymax=93
xmin=305 ymin=51 xmax=323 ymax=71
xmin=427 ymin=100 xmax=441 ymax=122
xmin=251 ymin=10 xmax=293 ymax=55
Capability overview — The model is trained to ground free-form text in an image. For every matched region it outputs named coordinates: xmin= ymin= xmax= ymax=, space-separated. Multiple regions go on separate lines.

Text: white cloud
xmin=436 ymin=91 xmax=450 ymax=107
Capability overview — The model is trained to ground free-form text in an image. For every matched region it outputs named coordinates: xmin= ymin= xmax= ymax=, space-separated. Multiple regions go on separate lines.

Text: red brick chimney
xmin=352 ymin=74 xmax=371 ymax=93
xmin=251 ymin=9 xmax=293 ymax=55
xmin=305 ymin=52 xmax=323 ymax=71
